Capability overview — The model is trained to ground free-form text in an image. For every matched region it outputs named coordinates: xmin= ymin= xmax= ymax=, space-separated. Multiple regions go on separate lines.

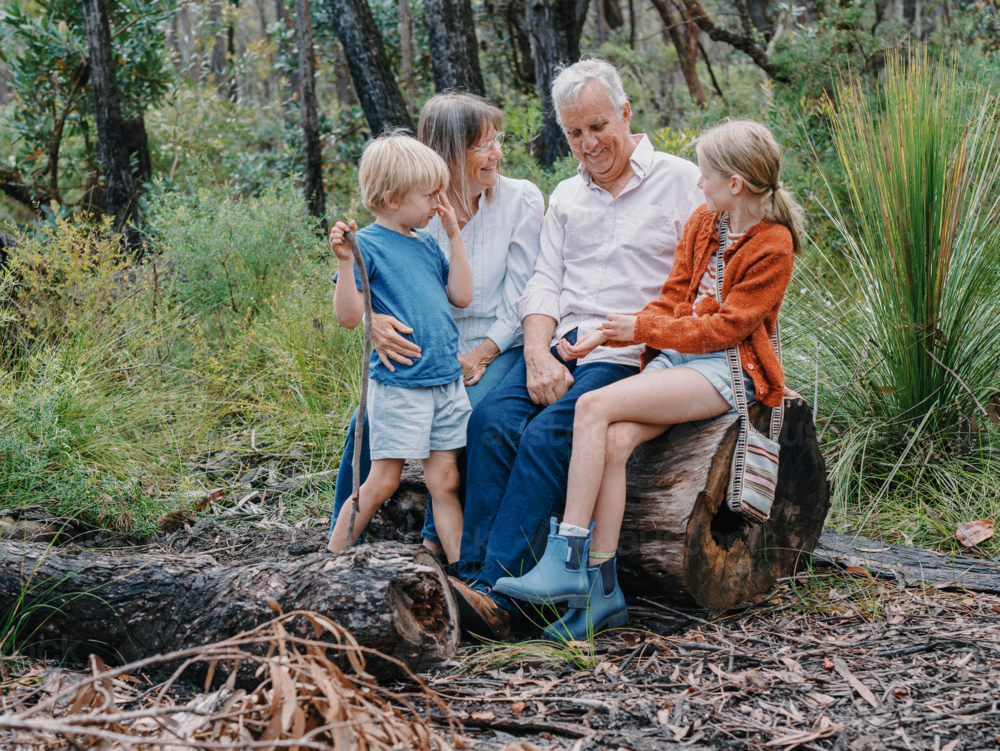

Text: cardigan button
xmin=747 ymin=363 xmax=754 ymax=370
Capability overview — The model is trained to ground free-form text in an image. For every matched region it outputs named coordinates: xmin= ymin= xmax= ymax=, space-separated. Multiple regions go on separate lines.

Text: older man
xmin=451 ymin=60 xmax=703 ymax=639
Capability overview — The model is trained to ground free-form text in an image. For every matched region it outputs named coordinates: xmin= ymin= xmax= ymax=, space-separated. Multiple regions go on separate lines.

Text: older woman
xmin=330 ymin=93 xmax=544 ymax=553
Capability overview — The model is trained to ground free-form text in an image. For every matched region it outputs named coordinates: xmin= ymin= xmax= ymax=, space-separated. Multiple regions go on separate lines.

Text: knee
xmin=575 ymin=390 xmax=610 ymax=426
xmin=363 ymin=475 xmax=399 ymax=502
xmin=605 ymin=423 xmax=638 ymax=466
xmin=425 ymin=463 xmax=460 ymax=495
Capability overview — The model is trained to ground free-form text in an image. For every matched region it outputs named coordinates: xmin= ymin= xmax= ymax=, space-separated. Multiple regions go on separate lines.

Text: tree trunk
xmin=505 ymin=0 xmax=536 ymax=85
xmin=276 ymin=0 xmax=301 ymax=102
xmin=257 ymin=0 xmax=272 ymax=101
xmin=650 ymin=0 xmax=708 ymax=106
xmin=0 ymin=542 xmax=459 ymax=667
xmin=296 ymin=0 xmax=326 ymax=221
xmin=121 ymin=115 xmax=152 ymax=184
xmin=81 ymin=0 xmax=138 ymax=238
xmin=424 ymin=0 xmax=486 ymax=96
xmin=528 ymin=0 xmax=586 ymax=167
xmin=326 ymin=0 xmax=413 ymax=135
xmin=744 ymin=0 xmax=772 ymax=35
xmin=398 ymin=0 xmax=417 ymax=108
xmin=395 ymin=397 xmax=829 ymax=612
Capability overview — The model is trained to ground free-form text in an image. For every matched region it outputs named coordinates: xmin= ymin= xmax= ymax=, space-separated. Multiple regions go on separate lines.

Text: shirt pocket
xmin=616 ymin=207 xmax=679 ymax=259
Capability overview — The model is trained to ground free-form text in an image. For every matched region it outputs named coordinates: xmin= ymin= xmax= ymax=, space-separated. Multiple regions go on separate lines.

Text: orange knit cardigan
xmin=609 ymin=204 xmax=794 ymax=407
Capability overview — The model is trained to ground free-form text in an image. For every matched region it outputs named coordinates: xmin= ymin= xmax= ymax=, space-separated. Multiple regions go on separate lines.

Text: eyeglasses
xmin=470 ymin=132 xmax=504 ymax=155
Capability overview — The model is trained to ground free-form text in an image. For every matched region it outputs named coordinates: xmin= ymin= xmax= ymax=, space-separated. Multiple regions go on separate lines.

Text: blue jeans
xmin=330 ymin=346 xmax=524 ymax=540
xmin=457 ymin=334 xmax=639 ymax=588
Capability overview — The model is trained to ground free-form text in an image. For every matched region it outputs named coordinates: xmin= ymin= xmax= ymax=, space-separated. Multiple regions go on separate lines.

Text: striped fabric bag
xmin=715 ymin=214 xmax=784 ymax=523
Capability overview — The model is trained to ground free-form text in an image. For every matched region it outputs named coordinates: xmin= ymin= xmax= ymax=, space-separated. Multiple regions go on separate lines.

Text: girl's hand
xmin=602 ymin=313 xmax=637 ymax=342
xmin=557 ymin=330 xmax=607 ymax=361
xmin=436 ymin=190 xmax=461 ymax=240
xmin=329 ymin=220 xmax=358 ymax=262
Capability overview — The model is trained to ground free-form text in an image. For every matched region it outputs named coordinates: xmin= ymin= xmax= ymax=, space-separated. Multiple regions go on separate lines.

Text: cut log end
xmin=388 ymin=548 xmax=460 ymax=659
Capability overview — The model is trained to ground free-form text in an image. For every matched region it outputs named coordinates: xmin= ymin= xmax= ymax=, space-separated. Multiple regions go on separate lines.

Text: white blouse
xmin=425 ymin=175 xmax=544 ymax=354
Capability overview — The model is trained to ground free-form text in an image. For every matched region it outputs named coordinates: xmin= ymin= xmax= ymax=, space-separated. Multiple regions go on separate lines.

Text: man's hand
xmin=557 ymin=330 xmax=607 ymax=361
xmin=371 ymin=313 xmax=421 ymax=372
xmin=329 ymin=220 xmax=358 ymax=262
xmin=525 ymin=349 xmax=574 ymax=406
xmin=458 ymin=339 xmax=500 ymax=387
xmin=602 ymin=313 xmax=637 ymax=342
xmin=523 ymin=314 xmax=573 ymax=406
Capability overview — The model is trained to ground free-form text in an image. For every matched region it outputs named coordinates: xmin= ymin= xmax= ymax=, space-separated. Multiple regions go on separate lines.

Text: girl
xmin=492 ymin=119 xmax=805 ymax=641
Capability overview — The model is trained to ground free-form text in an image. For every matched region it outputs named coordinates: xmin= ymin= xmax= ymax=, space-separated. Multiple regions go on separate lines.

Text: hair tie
xmin=771 ymin=182 xmax=783 ymax=192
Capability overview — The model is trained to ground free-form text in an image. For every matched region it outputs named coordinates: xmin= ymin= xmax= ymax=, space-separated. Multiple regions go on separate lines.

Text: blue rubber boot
xmin=542 ymin=559 xmax=629 ymax=643
xmin=492 ymin=518 xmax=594 ymax=607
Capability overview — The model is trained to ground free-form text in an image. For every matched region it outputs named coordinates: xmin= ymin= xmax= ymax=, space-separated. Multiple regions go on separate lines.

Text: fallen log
xmin=396 ymin=397 xmax=829 ymax=612
xmin=814 ymin=530 xmax=1000 ymax=594
xmin=0 ymin=541 xmax=459 ymax=667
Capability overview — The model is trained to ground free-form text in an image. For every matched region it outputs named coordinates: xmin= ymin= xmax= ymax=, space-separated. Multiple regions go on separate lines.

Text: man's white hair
xmin=551 ymin=59 xmax=629 ymax=126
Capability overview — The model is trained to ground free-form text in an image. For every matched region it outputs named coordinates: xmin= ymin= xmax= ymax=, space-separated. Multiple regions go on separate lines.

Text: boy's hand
xmin=435 ymin=191 xmax=461 ymax=239
xmin=602 ymin=313 xmax=637 ymax=342
xmin=329 ymin=220 xmax=358 ymax=262
xmin=557 ymin=330 xmax=607 ymax=361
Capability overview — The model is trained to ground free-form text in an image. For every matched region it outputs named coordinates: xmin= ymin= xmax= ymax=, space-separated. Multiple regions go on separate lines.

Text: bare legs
xmin=562 ymin=367 xmax=732 ymax=559
xmin=328 ymin=449 xmax=464 ymax=562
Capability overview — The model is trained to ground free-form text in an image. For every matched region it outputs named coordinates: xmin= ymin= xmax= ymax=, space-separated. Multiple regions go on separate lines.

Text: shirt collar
xmin=577 ymin=133 xmax=654 ymax=186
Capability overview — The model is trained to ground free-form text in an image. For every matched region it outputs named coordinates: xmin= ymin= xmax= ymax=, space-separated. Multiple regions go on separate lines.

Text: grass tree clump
xmin=786 ymin=50 xmax=1000 ymax=549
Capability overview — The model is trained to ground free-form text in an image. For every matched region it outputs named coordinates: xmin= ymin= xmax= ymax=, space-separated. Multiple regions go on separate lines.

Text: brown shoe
xmin=448 ymin=577 xmax=514 ymax=642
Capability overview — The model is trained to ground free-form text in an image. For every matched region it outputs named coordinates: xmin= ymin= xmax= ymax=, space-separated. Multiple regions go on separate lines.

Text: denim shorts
xmin=367 ymin=377 xmax=471 ymax=460
xmin=643 ymin=349 xmax=755 ymax=409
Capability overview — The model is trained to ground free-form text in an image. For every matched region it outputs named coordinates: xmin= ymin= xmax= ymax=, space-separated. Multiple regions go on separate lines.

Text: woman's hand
xmin=557 ymin=330 xmax=607 ymax=361
xmin=601 ymin=313 xmax=637 ymax=342
xmin=371 ymin=313 xmax=422 ymax=372
xmin=436 ymin=190 xmax=461 ymax=240
xmin=458 ymin=339 xmax=500 ymax=386
xmin=328 ymin=220 xmax=358 ymax=262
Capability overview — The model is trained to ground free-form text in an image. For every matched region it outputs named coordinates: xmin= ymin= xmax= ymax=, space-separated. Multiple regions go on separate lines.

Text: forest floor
xmin=2 ymin=507 xmax=999 ymax=751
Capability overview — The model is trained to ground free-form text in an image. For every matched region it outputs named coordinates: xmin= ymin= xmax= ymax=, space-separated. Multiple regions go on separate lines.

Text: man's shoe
xmin=448 ymin=577 xmax=514 ymax=642
xmin=541 ymin=566 xmax=629 ymax=643
xmin=493 ymin=518 xmax=594 ymax=607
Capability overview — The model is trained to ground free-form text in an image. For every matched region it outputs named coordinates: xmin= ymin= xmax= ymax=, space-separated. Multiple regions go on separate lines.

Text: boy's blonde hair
xmin=358 ymin=132 xmax=450 ymax=215
xmin=695 ymin=119 xmax=806 ymax=255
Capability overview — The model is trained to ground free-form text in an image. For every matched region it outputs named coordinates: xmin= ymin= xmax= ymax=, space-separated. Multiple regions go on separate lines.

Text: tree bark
xmin=650 ymin=0 xmax=708 ymax=105
xmin=528 ymin=0 xmax=587 ymax=167
xmin=504 ymin=0 xmax=536 ymax=85
xmin=81 ymin=0 xmax=138 ymax=238
xmin=394 ymin=398 xmax=829 ymax=611
xmin=0 ymin=542 xmax=460 ymax=667
xmin=424 ymin=0 xmax=486 ymax=96
xmin=398 ymin=0 xmax=417 ymax=108
xmin=296 ymin=0 xmax=326 ymax=221
xmin=326 ymin=0 xmax=413 ymax=135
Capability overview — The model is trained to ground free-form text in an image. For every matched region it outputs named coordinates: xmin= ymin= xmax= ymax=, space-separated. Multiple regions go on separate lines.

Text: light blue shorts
xmin=643 ymin=349 xmax=755 ymax=410
xmin=366 ymin=377 xmax=472 ymax=460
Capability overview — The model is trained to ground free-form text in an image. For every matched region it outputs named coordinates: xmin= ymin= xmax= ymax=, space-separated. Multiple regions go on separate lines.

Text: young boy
xmin=327 ymin=134 xmax=473 ymax=563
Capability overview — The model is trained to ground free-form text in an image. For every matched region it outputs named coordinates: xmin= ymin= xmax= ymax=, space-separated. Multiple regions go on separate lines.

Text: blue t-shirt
xmin=349 ymin=223 xmax=461 ymax=387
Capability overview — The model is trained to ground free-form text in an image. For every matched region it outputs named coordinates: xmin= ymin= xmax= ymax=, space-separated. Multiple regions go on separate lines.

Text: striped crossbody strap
xmin=715 ymin=214 xmax=784 ymax=498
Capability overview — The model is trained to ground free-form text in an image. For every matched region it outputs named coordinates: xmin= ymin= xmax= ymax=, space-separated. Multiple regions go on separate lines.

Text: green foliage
xmin=0 ymin=185 xmax=359 ymax=535
xmin=0 ymin=0 xmax=172 ymax=203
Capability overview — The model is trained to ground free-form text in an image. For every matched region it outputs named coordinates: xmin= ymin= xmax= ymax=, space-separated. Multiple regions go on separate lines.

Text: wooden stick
xmin=344 ymin=228 xmax=372 ymax=547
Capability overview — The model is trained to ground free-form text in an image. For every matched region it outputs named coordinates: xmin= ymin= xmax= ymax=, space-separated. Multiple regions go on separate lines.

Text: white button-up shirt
xmin=517 ymin=134 xmax=703 ymax=367
xmin=427 ymin=175 xmax=544 ymax=354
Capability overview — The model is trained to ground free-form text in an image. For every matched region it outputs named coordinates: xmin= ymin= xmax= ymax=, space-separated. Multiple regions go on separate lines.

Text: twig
xmin=344 ymin=228 xmax=372 ymax=547
xmin=925 ymin=348 xmax=989 ymax=419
